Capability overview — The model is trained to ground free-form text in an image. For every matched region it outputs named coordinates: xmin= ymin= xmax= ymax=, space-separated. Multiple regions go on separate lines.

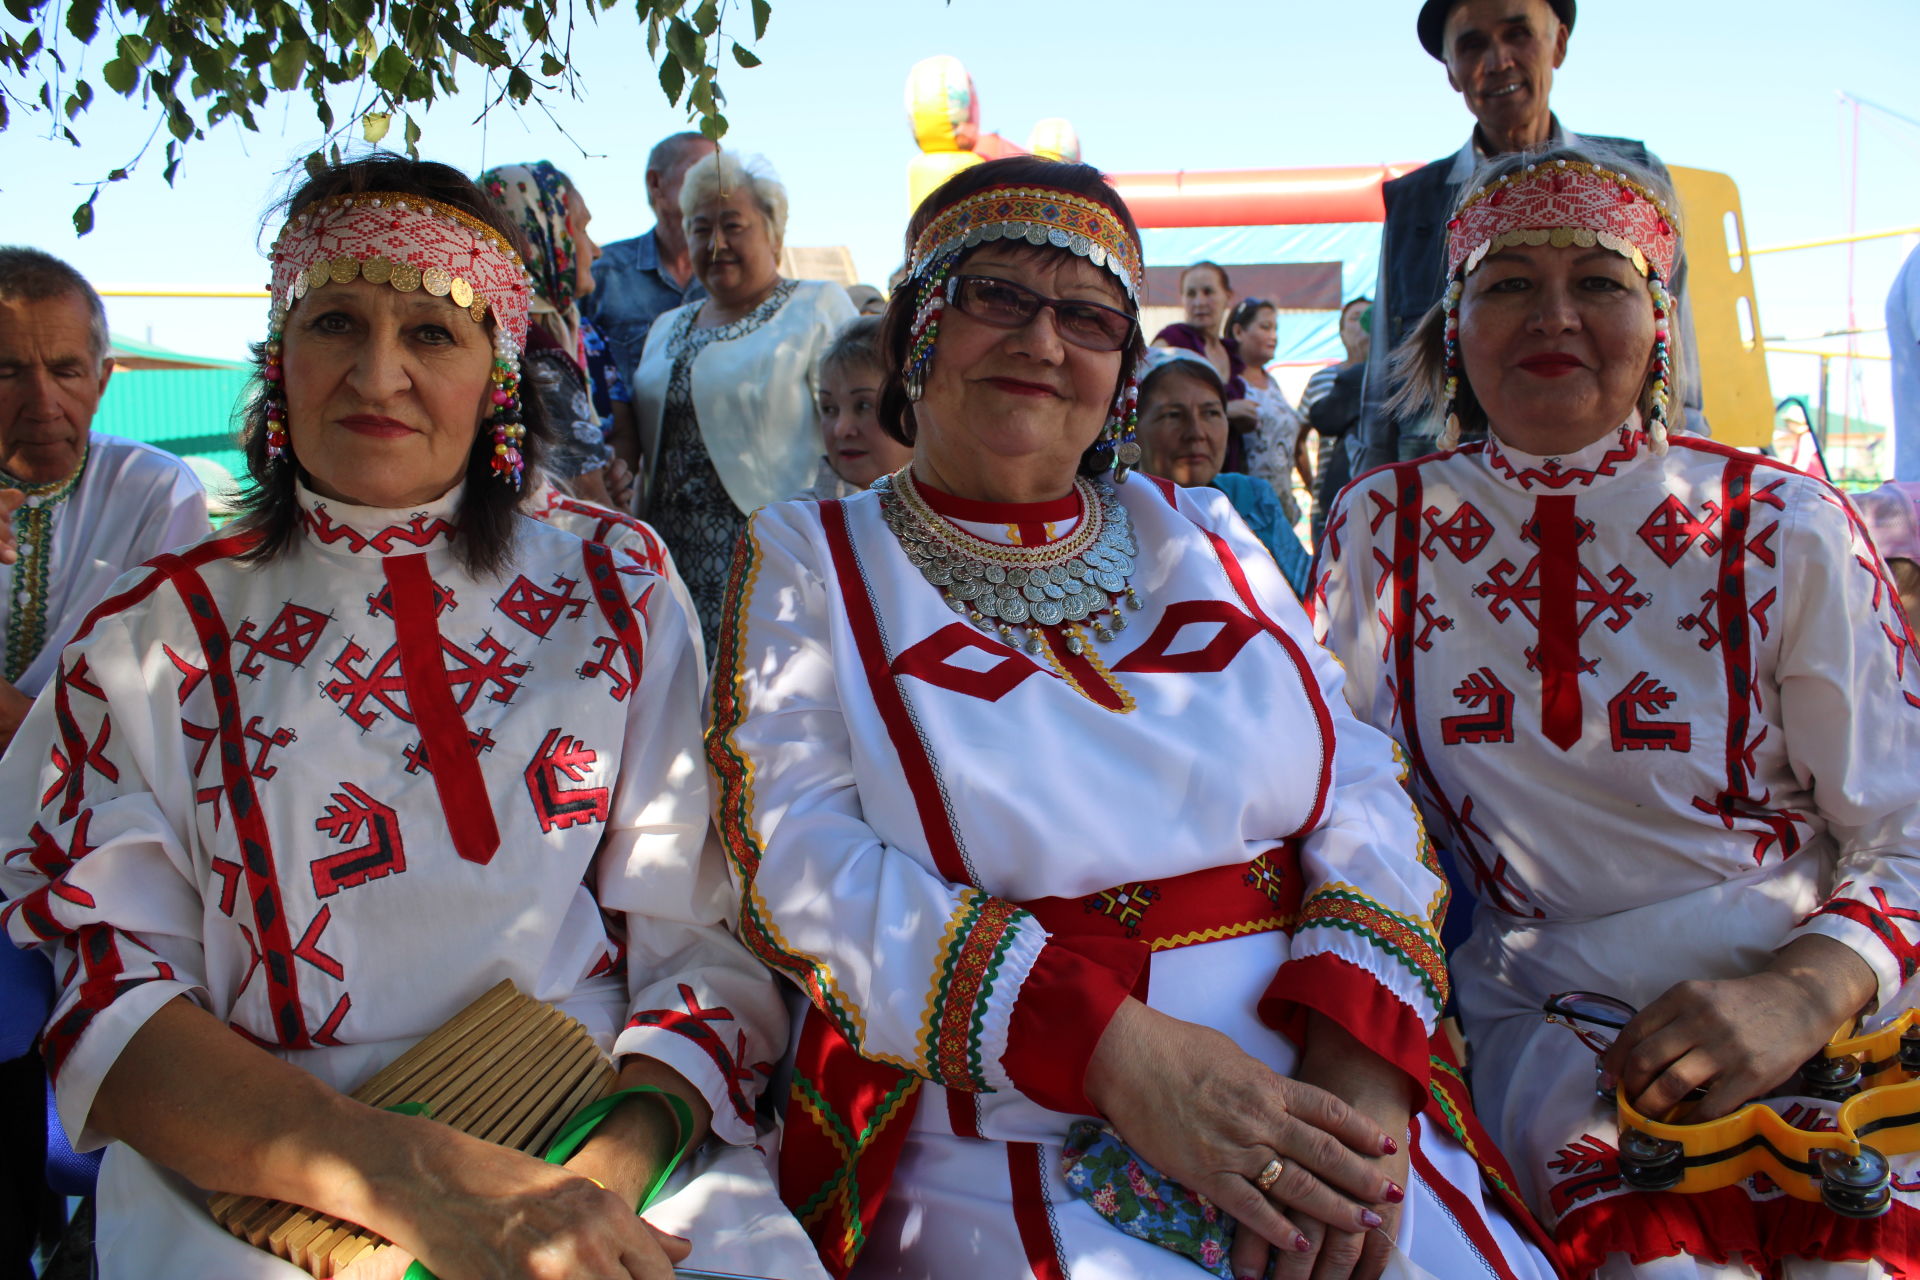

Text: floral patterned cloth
xmin=1062 ymin=1121 xmax=1236 ymax=1278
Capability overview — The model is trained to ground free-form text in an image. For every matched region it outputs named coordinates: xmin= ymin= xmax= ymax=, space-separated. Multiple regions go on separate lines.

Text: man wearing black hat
xmin=1351 ymin=0 xmax=1702 ymax=472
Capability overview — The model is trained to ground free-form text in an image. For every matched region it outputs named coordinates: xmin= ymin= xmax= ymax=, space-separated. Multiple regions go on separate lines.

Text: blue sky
xmin=2 ymin=0 xmax=1915 ymax=425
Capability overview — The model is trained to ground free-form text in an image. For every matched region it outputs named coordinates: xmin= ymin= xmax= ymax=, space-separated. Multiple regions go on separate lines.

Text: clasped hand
xmin=1086 ymin=1000 xmax=1406 ymax=1280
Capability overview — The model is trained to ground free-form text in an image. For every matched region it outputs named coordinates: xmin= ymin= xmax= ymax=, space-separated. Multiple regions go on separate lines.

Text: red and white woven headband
xmin=268 ymin=192 xmax=532 ymax=356
xmin=1447 ymin=159 xmax=1679 ymax=283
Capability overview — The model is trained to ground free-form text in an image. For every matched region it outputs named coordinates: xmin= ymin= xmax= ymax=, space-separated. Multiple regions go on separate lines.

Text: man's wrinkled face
xmin=1441 ymin=0 xmax=1567 ymax=143
xmin=0 ymin=292 xmax=110 ymax=485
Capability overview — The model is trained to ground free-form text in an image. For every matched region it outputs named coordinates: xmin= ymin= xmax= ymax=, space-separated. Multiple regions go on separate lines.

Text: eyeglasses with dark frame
xmin=943 ymin=274 xmax=1138 ymax=353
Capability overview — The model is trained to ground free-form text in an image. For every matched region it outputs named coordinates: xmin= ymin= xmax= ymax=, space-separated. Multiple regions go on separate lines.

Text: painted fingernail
xmin=1360 ymin=1209 xmax=1385 ymax=1229
xmin=1380 ymin=1135 xmax=1399 ymax=1155
xmin=1383 ymin=1181 xmax=1405 ymax=1203
xmin=1294 ymin=1233 xmax=1313 ymax=1252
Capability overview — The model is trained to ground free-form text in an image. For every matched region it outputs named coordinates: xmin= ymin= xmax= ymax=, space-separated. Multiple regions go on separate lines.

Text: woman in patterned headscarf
xmin=481 ymin=160 xmax=632 ymax=507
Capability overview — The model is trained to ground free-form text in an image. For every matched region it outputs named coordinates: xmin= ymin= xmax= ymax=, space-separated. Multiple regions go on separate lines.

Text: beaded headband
xmin=908 ymin=184 xmax=1143 ymax=303
xmin=268 ymin=192 xmax=533 ymax=356
xmin=1446 ymin=159 xmax=1678 ymax=283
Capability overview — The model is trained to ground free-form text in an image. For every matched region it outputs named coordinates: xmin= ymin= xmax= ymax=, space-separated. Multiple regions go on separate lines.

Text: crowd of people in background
xmin=2 ymin=1 xmax=1919 ymax=1279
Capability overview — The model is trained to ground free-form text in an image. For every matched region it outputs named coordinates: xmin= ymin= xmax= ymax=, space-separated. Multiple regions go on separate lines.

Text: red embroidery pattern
xmin=298 ymin=504 xmax=456 ymax=555
xmin=1441 ymin=668 xmax=1515 ymax=744
xmin=523 ymin=727 xmax=611 ymax=832
xmin=626 ymin=984 xmax=771 ymax=1127
xmin=1110 ymin=599 xmax=1264 ymax=675
xmin=1421 ymin=502 xmax=1494 ymax=563
xmin=310 ymin=783 xmax=408 ymax=897
xmin=891 ymin=624 xmax=1043 ymax=702
xmin=1485 ymin=426 xmax=1641 ymax=491
xmin=1607 ymin=672 xmax=1692 ymax=752
xmin=496 ymin=573 xmax=588 ymax=639
xmin=232 ymin=603 xmax=332 ymax=679
xmin=1637 ymin=494 xmax=1722 ymax=566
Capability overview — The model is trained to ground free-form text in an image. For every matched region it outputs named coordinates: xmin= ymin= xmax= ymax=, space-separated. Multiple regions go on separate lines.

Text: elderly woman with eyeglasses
xmin=711 ymin=155 xmax=1557 ymax=1280
xmin=628 ymin=151 xmax=856 ymax=651
xmin=1315 ymin=146 xmax=1920 ymax=1278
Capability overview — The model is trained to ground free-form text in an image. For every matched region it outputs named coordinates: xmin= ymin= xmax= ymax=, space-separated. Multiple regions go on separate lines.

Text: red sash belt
xmin=780 ymin=845 xmax=1303 ymax=1276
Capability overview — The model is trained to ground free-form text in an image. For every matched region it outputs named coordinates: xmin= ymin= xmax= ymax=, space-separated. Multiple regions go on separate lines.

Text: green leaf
xmin=663 ymin=17 xmax=701 ymax=73
xmin=467 ymin=32 xmax=506 ymax=64
xmin=269 ymin=38 xmax=309 ymax=91
xmin=166 ymin=105 xmax=193 ymax=141
xmin=116 ymin=34 xmax=152 ymax=66
xmin=690 ymin=0 xmax=717 ymax=35
xmin=371 ymin=43 xmax=410 ymax=93
xmin=73 ymin=193 xmax=96 ymax=236
xmin=361 ymin=110 xmax=390 ymax=143
xmin=64 ymin=79 xmax=93 ymax=119
xmin=65 ymin=0 xmax=102 ymax=43
xmin=20 ymin=27 xmax=41 ymax=57
xmin=751 ymin=0 xmax=770 ymax=40
xmin=101 ymin=57 xmax=136 ymax=94
xmin=730 ymin=41 xmax=759 ymax=68
xmin=521 ymin=6 xmax=549 ymax=42
xmin=656 ymin=51 xmax=683 ymax=104
xmin=2 ymin=0 xmax=41 ymax=24
xmin=645 ymin=13 xmax=659 ymax=56
xmin=314 ymin=96 xmax=334 ymax=128
xmin=107 ymin=166 xmax=127 ymax=181
xmin=698 ymin=109 xmax=727 ymax=140
xmin=539 ymin=52 xmax=564 ymax=76
xmin=403 ymin=113 xmax=421 ymax=159
xmin=688 ymin=72 xmax=712 ymax=114
xmin=506 ymin=66 xmax=532 ymax=102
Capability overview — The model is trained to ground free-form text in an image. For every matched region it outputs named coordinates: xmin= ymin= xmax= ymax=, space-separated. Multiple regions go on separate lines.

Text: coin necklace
xmin=875 ymin=466 xmax=1142 ymax=656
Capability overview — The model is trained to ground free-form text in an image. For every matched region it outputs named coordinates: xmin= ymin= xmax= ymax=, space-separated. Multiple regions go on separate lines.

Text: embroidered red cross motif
xmin=497 ymin=573 xmax=588 ymax=639
xmin=0 ymin=817 xmax=98 ymax=941
xmin=44 ymin=717 xmax=117 ymax=812
xmin=324 ymin=635 xmax=527 ymax=729
xmin=1083 ymin=883 xmax=1160 ymax=935
xmin=1440 ymin=668 xmax=1515 ymax=744
xmin=625 ymin=985 xmax=769 ymax=1127
xmin=1475 ymin=555 xmax=1647 ymax=635
xmin=578 ymin=581 xmax=654 ymax=703
xmin=403 ymin=725 xmax=497 ymax=775
xmin=367 ymin=578 xmax=457 ymax=620
xmin=890 ymin=624 xmax=1042 ymax=701
xmin=1420 ymin=502 xmax=1493 ymax=563
xmin=524 ymin=727 xmax=612 ymax=832
xmin=1607 ymin=672 xmax=1692 ymax=752
xmin=300 ymin=505 xmax=455 ymax=554
xmin=1636 ymin=495 xmax=1722 ymax=567
xmin=1546 ymin=1134 xmax=1624 ymax=1217
xmin=310 ymin=783 xmax=408 ymax=897
xmin=1812 ymin=883 xmax=1920 ymax=981
xmin=233 ymin=603 xmax=332 ymax=679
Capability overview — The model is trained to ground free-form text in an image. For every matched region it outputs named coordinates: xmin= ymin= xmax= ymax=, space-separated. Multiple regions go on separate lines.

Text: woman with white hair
xmin=630 ymin=151 xmax=856 ymax=648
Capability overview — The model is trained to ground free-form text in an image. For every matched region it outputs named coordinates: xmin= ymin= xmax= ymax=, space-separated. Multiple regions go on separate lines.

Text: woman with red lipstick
xmin=1317 ymin=146 xmax=1920 ymax=1278
xmin=0 ymin=156 xmax=815 ymax=1280
xmin=710 ymin=156 xmax=1557 ymax=1280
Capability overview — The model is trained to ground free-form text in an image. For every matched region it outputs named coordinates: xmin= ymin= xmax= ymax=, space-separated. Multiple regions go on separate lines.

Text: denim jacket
xmin=577 ymin=229 xmax=706 ymax=383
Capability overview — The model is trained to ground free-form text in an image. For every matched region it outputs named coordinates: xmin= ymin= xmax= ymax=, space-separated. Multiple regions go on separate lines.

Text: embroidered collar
xmin=295 ymin=480 xmax=462 ymax=558
xmin=912 ymin=474 xmax=1085 ymax=547
xmin=3 ymin=447 xmax=91 ymax=685
xmin=1481 ymin=421 xmax=1651 ymax=494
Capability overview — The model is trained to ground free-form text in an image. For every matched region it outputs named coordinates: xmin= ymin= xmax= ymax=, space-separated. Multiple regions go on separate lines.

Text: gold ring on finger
xmin=1255 ymin=1157 xmax=1285 ymax=1192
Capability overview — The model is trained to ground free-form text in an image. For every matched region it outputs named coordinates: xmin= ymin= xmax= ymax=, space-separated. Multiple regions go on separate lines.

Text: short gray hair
xmin=679 ymin=151 xmax=789 ymax=248
xmin=646 ymin=132 xmax=712 ymax=177
xmin=0 ymin=246 xmax=111 ymax=365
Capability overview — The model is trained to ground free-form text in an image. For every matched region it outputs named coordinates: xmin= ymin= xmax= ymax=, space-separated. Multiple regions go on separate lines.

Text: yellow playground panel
xmin=1669 ymin=167 xmax=1773 ymax=447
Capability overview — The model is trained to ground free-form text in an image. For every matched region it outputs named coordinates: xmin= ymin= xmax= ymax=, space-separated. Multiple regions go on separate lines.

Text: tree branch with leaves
xmin=0 ymin=0 xmax=769 ymax=233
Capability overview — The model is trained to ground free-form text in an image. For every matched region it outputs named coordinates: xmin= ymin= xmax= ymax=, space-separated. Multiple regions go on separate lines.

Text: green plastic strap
xmin=399 ymin=1086 xmax=697 ymax=1280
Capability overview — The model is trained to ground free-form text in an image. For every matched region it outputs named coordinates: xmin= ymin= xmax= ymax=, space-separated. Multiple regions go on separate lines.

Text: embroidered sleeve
xmin=1778 ymin=481 xmax=1920 ymax=1012
xmin=706 ymin=505 xmax=1137 ymax=1115
xmin=0 ymin=593 xmax=210 ymax=1151
xmin=1184 ymin=485 xmax=1446 ymax=1093
xmin=596 ymin=556 xmax=787 ymax=1147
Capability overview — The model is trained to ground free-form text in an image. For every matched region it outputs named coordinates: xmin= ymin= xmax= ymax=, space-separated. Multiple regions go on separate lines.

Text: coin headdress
xmin=261 ymin=192 xmax=536 ymax=485
xmin=1439 ymin=158 xmax=1681 ymax=453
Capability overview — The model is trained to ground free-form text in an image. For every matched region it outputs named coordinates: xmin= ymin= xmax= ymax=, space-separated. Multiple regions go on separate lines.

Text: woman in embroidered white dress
xmin=0 ymin=156 xmax=812 ymax=1280
xmin=1314 ymin=147 xmax=1920 ymax=1278
xmin=710 ymin=156 xmax=1558 ymax=1280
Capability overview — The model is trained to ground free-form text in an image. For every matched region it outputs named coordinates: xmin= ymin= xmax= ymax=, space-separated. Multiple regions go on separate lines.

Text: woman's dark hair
xmin=1225 ymin=297 xmax=1276 ymax=339
xmin=231 ymin=153 xmax=550 ymax=578
xmin=1139 ymin=357 xmax=1226 ymax=412
xmin=875 ymin=156 xmax=1147 ymax=479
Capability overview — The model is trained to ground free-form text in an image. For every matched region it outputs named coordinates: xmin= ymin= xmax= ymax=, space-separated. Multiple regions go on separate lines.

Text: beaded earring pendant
xmin=903 ymin=258 xmax=953 ymax=403
xmin=1437 ymin=276 xmax=1465 ymax=450
xmin=262 ymin=310 xmax=290 ymax=463
xmin=488 ymin=330 xmax=527 ymax=487
xmin=1646 ymin=272 xmax=1673 ymax=455
xmin=1108 ymin=365 xmax=1141 ymax=481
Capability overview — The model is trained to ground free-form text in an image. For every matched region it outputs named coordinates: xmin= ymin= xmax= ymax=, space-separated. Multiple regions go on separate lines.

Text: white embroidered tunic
xmin=1315 ymin=424 xmax=1920 ymax=1275
xmin=0 ymin=483 xmax=788 ymax=1276
xmin=711 ymin=476 xmax=1556 ymax=1277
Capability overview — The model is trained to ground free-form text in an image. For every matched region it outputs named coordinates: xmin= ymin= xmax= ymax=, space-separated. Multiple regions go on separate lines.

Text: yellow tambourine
xmin=1546 ymin=993 xmax=1920 ymax=1218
